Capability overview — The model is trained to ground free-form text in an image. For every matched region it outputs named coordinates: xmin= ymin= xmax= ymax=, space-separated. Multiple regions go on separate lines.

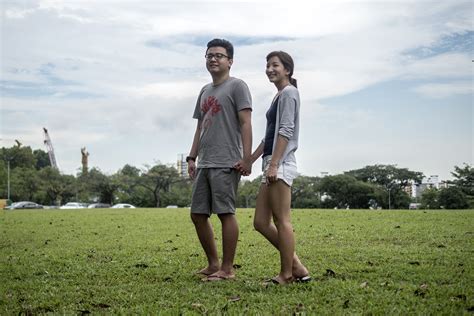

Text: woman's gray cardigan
xmin=261 ymin=85 xmax=300 ymax=168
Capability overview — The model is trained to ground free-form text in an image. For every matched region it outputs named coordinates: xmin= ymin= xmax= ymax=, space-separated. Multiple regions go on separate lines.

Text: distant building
xmin=438 ymin=180 xmax=450 ymax=189
xmin=411 ymin=175 xmax=442 ymax=198
xmin=425 ymin=175 xmax=439 ymax=187
xmin=177 ymin=153 xmax=188 ymax=178
xmin=402 ymin=185 xmax=412 ymax=196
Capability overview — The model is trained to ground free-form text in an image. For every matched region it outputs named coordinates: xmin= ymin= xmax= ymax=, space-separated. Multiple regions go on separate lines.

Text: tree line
xmin=1 ymin=145 xmax=472 ymax=209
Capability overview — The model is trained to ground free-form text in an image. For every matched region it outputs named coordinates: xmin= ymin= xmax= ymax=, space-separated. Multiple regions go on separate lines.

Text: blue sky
xmin=1 ymin=0 xmax=472 ymax=180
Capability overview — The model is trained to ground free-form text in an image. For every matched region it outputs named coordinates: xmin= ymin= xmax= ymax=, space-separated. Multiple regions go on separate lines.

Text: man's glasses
xmin=205 ymin=53 xmax=230 ymax=60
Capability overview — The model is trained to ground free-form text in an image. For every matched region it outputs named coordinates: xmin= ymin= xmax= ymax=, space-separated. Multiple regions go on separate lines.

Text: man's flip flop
xmin=295 ymin=275 xmax=312 ymax=283
xmin=202 ymin=274 xmax=235 ymax=282
xmin=195 ymin=267 xmax=219 ymax=276
xmin=196 ymin=270 xmax=212 ymax=276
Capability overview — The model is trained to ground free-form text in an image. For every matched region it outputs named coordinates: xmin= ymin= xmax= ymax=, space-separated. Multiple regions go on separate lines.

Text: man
xmin=187 ymin=38 xmax=252 ymax=281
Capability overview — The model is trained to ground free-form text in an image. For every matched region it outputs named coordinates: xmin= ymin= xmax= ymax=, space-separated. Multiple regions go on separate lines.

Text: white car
xmin=5 ymin=201 xmax=44 ymax=210
xmin=60 ymin=202 xmax=87 ymax=209
xmin=88 ymin=203 xmax=111 ymax=209
xmin=111 ymin=203 xmax=136 ymax=209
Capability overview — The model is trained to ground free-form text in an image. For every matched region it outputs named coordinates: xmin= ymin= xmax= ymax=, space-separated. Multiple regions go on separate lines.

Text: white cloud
xmin=130 ymin=81 xmax=206 ymax=99
xmin=414 ymin=81 xmax=473 ymax=98
xmin=402 ymin=53 xmax=471 ymax=79
xmin=1 ymin=0 xmax=472 ymax=179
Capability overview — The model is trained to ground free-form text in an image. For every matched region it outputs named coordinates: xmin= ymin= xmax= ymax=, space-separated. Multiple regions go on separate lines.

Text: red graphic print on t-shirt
xmin=201 ymin=96 xmax=221 ymax=128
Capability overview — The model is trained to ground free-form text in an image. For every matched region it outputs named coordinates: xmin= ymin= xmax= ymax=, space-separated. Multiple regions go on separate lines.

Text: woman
xmin=249 ymin=51 xmax=310 ymax=284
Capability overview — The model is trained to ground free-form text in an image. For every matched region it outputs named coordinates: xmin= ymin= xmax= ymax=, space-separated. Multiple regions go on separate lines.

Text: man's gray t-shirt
xmin=193 ymin=77 xmax=252 ymax=168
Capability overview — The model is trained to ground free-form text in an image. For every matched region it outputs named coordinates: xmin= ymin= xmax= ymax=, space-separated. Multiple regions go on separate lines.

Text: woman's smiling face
xmin=266 ymin=56 xmax=290 ymax=84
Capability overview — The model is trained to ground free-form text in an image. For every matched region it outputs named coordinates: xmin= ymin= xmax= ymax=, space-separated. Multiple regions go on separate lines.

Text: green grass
xmin=1 ymin=208 xmax=473 ymax=314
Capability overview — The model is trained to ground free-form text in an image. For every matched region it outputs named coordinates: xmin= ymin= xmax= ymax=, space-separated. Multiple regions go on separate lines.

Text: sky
xmin=1 ymin=0 xmax=472 ymax=181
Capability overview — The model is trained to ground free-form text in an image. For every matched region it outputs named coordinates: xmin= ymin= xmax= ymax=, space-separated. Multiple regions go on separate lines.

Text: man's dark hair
xmin=207 ymin=38 xmax=234 ymax=59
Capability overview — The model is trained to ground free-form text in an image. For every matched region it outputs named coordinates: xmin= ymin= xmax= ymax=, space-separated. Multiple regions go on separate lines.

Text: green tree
xmin=0 ymin=161 xmax=7 ymax=198
xmin=291 ymin=176 xmax=322 ymax=208
xmin=345 ymin=164 xmax=423 ymax=188
xmin=161 ymin=178 xmax=193 ymax=207
xmin=318 ymin=174 xmax=376 ymax=209
xmin=438 ymin=187 xmax=469 ymax=209
xmin=9 ymin=167 xmax=41 ymax=202
xmin=0 ymin=145 xmax=36 ymax=170
xmin=76 ymin=168 xmax=119 ymax=204
xmin=33 ymin=149 xmax=51 ymax=170
xmin=121 ymin=164 xmax=141 ymax=178
xmin=345 ymin=165 xmax=422 ymax=209
xmin=38 ymin=167 xmax=76 ymax=206
xmin=382 ymin=185 xmax=411 ymax=209
xmin=138 ymin=164 xmax=179 ymax=207
xmin=237 ymin=177 xmax=261 ymax=208
xmin=420 ymin=188 xmax=440 ymax=209
xmin=0 ymin=145 xmax=52 ymax=201
xmin=114 ymin=164 xmax=147 ymax=206
xmin=450 ymin=163 xmax=474 ymax=208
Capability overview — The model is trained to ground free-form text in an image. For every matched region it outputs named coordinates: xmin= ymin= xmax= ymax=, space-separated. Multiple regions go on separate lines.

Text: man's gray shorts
xmin=191 ymin=168 xmax=241 ymax=216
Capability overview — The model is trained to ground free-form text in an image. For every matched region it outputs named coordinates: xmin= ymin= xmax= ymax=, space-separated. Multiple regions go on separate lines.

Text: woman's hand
xmin=266 ymin=163 xmax=278 ymax=184
xmin=234 ymin=159 xmax=252 ymax=176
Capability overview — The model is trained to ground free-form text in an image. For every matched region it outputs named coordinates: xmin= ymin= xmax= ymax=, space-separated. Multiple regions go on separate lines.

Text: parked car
xmin=111 ymin=203 xmax=136 ymax=209
xmin=409 ymin=203 xmax=421 ymax=210
xmin=5 ymin=201 xmax=44 ymax=210
xmin=60 ymin=202 xmax=87 ymax=209
xmin=166 ymin=205 xmax=178 ymax=208
xmin=88 ymin=203 xmax=111 ymax=209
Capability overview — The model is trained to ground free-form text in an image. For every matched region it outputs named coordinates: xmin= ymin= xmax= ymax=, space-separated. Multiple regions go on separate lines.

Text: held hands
xmin=234 ymin=158 xmax=252 ymax=176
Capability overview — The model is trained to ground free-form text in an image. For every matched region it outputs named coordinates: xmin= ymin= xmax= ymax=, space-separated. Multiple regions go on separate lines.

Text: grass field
xmin=1 ymin=208 xmax=473 ymax=314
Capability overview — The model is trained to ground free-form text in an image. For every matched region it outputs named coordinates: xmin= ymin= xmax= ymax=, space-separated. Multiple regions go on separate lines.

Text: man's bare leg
xmin=191 ymin=213 xmax=220 ymax=275
xmin=206 ymin=213 xmax=238 ymax=280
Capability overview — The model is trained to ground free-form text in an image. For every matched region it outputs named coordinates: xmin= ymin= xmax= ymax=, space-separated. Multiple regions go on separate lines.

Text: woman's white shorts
xmin=261 ymin=155 xmax=298 ymax=187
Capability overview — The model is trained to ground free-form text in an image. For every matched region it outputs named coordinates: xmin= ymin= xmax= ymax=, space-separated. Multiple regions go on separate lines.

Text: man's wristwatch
xmin=186 ymin=156 xmax=196 ymax=163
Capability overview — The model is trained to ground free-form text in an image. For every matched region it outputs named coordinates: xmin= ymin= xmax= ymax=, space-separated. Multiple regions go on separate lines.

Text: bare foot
xmin=292 ymin=263 xmax=309 ymax=279
xmin=196 ymin=266 xmax=219 ymax=276
xmin=264 ymin=275 xmax=294 ymax=285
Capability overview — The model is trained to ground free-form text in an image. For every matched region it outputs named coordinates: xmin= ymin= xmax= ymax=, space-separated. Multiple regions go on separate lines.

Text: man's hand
xmin=234 ymin=158 xmax=252 ymax=176
xmin=188 ymin=160 xmax=197 ymax=179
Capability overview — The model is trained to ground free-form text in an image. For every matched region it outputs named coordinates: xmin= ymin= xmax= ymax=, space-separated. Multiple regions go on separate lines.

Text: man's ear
xmin=229 ymin=59 xmax=233 ymax=69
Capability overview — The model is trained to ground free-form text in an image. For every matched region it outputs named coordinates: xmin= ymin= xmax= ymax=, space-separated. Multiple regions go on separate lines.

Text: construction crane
xmin=43 ymin=128 xmax=58 ymax=170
